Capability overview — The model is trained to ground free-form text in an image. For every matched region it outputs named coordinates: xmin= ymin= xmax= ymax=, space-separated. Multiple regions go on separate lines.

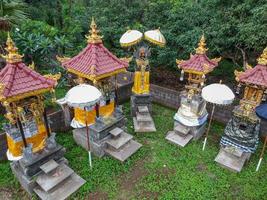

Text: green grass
xmin=0 ymin=103 xmax=267 ymax=199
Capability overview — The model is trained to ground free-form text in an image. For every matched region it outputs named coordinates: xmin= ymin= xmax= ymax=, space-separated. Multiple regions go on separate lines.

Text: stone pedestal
xmin=73 ymin=109 xmax=142 ymax=162
xmin=11 ymin=134 xmax=85 ymax=199
xmin=215 ymin=109 xmax=260 ymax=172
xmin=166 ymin=92 xmax=207 ymax=147
xmin=215 ymin=146 xmax=251 ymax=172
xmin=131 ymin=94 xmax=156 ymax=132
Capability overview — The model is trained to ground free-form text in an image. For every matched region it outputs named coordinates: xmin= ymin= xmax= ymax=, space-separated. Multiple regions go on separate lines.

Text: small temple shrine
xmin=166 ymin=35 xmax=221 ymax=147
xmin=58 ymin=18 xmax=142 ymax=162
xmin=120 ymin=29 xmax=166 ymax=132
xmin=0 ymin=34 xmax=85 ymax=199
xmin=215 ymin=47 xmax=267 ymax=172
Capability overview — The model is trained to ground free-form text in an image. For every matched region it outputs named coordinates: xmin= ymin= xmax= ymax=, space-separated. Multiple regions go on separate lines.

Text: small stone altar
xmin=73 ymin=107 xmax=142 ymax=162
xmin=215 ymin=47 xmax=267 ymax=172
xmin=166 ymin=35 xmax=221 ymax=147
xmin=166 ymin=89 xmax=208 ymax=147
xmin=0 ymin=34 xmax=85 ymax=199
xmin=120 ymin=29 xmax=167 ymax=133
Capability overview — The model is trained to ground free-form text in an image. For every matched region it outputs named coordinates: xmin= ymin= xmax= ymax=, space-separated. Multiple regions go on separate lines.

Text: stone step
xmin=174 ymin=124 xmax=190 ymax=135
xmin=133 ymin=117 xmax=156 ymax=132
xmin=109 ymin=127 xmax=123 ymax=138
xmin=138 ymin=106 xmax=149 ymax=113
xmin=36 ymin=163 xmax=73 ymax=192
xmin=165 ymin=131 xmax=193 ymax=147
xmin=105 ymin=140 xmax=142 ymax=162
xmin=214 ymin=148 xmax=250 ymax=173
xmin=136 ymin=112 xmax=152 ymax=122
xmin=106 ymin=132 xmax=133 ymax=150
xmin=34 ymin=173 xmax=86 ymax=200
xmin=40 ymin=159 xmax=59 ymax=174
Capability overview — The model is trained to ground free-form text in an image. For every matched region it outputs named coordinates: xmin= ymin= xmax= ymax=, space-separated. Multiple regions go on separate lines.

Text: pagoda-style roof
xmin=176 ymin=35 xmax=221 ymax=74
xmin=235 ymin=47 xmax=267 ymax=88
xmin=0 ymin=34 xmax=56 ymax=102
xmin=59 ymin=18 xmax=129 ymax=82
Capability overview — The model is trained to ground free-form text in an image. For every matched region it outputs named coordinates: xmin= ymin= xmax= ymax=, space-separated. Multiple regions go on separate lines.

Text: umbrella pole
xmin=202 ymin=104 xmax=215 ymax=151
xmin=115 ymin=74 xmax=118 ymax=107
xmin=84 ymin=107 xmax=92 ymax=169
xmin=256 ymin=136 xmax=267 ymax=172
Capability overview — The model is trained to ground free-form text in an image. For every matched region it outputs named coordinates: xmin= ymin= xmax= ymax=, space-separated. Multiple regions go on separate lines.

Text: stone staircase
xmin=133 ymin=106 xmax=156 ymax=132
xmin=166 ymin=123 xmax=193 ymax=147
xmin=105 ymin=127 xmax=142 ymax=162
xmin=214 ymin=147 xmax=251 ymax=172
xmin=33 ymin=159 xmax=85 ymax=200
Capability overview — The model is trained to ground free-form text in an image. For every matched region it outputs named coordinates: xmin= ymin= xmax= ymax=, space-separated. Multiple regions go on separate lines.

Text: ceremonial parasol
xmin=201 ymin=83 xmax=235 ymax=150
xmin=144 ymin=29 xmax=166 ymax=47
xmin=119 ymin=30 xmax=143 ymax=47
xmin=255 ymin=103 xmax=267 ymax=171
xmin=65 ymin=84 xmax=102 ymax=168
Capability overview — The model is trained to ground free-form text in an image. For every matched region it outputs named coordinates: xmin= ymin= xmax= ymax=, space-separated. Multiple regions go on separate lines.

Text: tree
xmin=0 ymin=0 xmax=28 ymax=31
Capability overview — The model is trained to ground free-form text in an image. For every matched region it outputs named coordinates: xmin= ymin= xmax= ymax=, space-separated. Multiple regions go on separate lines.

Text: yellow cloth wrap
xmin=7 ymin=123 xmax=47 ymax=157
xmin=132 ymin=71 xmax=150 ymax=94
xmin=74 ymin=101 xmax=115 ymax=125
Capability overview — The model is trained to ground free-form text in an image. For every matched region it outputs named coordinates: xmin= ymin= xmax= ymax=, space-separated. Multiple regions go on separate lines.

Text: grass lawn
xmin=0 ymin=102 xmax=266 ymax=199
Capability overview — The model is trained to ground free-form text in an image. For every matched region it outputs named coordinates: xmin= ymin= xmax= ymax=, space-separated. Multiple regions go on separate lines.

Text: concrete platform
xmin=106 ymin=132 xmax=133 ymax=150
xmin=214 ymin=148 xmax=251 ymax=172
xmin=133 ymin=117 xmax=156 ymax=133
xmin=105 ymin=140 xmax=142 ymax=162
xmin=165 ymin=131 xmax=193 ymax=147
xmin=34 ymin=173 xmax=85 ymax=200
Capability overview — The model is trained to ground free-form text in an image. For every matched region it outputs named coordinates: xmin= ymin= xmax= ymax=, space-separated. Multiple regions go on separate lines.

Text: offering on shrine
xmin=0 ymin=34 xmax=85 ymax=199
xmin=120 ymin=28 xmax=166 ymax=132
xmin=215 ymin=47 xmax=267 ymax=172
xmin=166 ymin=35 xmax=221 ymax=147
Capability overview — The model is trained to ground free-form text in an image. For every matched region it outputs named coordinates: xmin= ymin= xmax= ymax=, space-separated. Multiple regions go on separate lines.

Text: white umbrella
xmin=65 ymin=84 xmax=102 ymax=168
xmin=120 ymin=30 xmax=143 ymax=47
xmin=144 ymin=29 xmax=166 ymax=47
xmin=201 ymin=83 xmax=235 ymax=150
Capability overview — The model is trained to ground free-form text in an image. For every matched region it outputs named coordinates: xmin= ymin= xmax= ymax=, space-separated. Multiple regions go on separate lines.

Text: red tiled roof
xmin=239 ymin=64 xmax=267 ymax=87
xmin=62 ymin=43 xmax=128 ymax=80
xmin=0 ymin=62 xmax=56 ymax=99
xmin=179 ymin=54 xmax=219 ymax=73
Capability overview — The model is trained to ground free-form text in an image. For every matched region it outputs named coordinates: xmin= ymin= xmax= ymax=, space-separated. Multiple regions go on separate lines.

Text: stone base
xmin=131 ymin=94 xmax=152 ymax=117
xmin=165 ymin=131 xmax=193 ymax=147
xmin=11 ymin=157 xmax=68 ymax=195
xmin=174 ymin=120 xmax=206 ymax=141
xmin=105 ymin=140 xmax=142 ymax=162
xmin=214 ymin=147 xmax=251 ymax=172
xmin=133 ymin=117 xmax=156 ymax=133
xmin=73 ymin=114 xmax=142 ymax=162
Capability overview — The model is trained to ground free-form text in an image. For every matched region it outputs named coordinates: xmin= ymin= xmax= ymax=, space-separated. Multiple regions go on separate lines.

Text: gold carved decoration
xmin=211 ymin=57 xmax=222 ymax=63
xmin=0 ymin=83 xmax=5 ymax=101
xmin=1 ymin=32 xmax=23 ymax=64
xmin=86 ymin=17 xmax=103 ymax=44
xmin=44 ymin=73 xmax=61 ymax=82
xmin=245 ymin=63 xmax=253 ymax=70
xmin=195 ymin=34 xmax=208 ymax=54
xmin=29 ymin=61 xmax=35 ymax=70
xmin=257 ymin=47 xmax=267 ymax=66
xmin=56 ymin=55 xmax=70 ymax=63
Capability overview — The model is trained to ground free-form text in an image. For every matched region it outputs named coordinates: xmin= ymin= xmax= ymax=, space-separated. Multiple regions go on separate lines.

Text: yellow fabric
xmin=74 ymin=101 xmax=115 ymax=125
xmin=7 ymin=123 xmax=47 ymax=157
xmin=132 ymin=71 xmax=150 ymax=94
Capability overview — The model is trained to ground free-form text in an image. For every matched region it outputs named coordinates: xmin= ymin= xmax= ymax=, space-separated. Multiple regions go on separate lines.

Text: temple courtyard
xmin=0 ymin=103 xmax=266 ymax=200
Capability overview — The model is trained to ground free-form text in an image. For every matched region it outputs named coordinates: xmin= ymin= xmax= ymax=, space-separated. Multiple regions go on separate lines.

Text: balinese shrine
xmin=215 ymin=47 xmax=267 ymax=172
xmin=0 ymin=34 xmax=85 ymax=199
xmin=58 ymin=18 xmax=142 ymax=162
xmin=120 ymin=29 xmax=166 ymax=132
xmin=166 ymin=35 xmax=221 ymax=147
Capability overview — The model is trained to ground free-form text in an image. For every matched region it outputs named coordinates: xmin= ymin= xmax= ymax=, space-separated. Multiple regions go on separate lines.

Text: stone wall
xmin=150 ymin=84 xmax=267 ymax=134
